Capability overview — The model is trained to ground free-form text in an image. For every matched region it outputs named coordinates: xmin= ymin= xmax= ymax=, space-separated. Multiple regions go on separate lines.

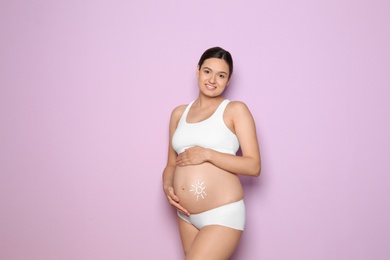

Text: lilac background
xmin=1 ymin=0 xmax=390 ymax=259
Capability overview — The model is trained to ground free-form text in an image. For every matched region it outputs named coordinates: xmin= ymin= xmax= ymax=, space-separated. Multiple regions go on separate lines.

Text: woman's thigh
xmin=185 ymin=225 xmax=242 ymax=260
xmin=178 ymin=216 xmax=199 ymax=255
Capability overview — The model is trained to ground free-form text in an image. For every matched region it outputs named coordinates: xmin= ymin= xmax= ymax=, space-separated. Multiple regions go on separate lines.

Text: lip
xmin=206 ymin=84 xmax=216 ymax=90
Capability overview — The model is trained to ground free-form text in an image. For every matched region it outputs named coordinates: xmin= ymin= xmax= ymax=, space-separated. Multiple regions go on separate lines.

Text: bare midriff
xmin=173 ymin=162 xmax=244 ymax=214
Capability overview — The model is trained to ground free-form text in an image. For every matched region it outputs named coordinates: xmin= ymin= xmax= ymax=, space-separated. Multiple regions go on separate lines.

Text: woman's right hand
xmin=164 ymin=186 xmax=190 ymax=217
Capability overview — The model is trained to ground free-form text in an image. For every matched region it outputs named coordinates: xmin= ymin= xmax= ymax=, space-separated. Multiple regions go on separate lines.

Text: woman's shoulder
xmin=170 ymin=104 xmax=188 ymax=120
xmin=225 ymin=100 xmax=255 ymax=122
xmin=172 ymin=104 xmax=188 ymax=114
xmin=226 ymin=100 xmax=251 ymax=113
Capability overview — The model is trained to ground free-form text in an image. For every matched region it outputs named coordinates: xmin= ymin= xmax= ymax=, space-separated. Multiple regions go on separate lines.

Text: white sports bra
xmin=172 ymin=99 xmax=240 ymax=155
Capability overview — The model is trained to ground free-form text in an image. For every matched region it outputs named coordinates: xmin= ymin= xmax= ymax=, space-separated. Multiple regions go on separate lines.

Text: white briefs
xmin=177 ymin=200 xmax=246 ymax=231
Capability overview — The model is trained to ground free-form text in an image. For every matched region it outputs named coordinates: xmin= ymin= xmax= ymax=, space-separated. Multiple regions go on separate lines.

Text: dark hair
xmin=198 ymin=47 xmax=233 ymax=79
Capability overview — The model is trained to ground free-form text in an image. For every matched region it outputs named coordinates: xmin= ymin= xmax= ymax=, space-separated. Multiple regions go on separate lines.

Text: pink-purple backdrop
xmin=1 ymin=0 xmax=390 ymax=259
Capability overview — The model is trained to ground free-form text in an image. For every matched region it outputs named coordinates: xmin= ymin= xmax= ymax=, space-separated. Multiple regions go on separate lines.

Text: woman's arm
xmin=162 ymin=106 xmax=190 ymax=216
xmin=176 ymin=101 xmax=261 ymax=177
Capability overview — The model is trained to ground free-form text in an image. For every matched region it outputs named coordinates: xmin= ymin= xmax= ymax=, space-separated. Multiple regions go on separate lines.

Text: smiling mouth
xmin=206 ymin=84 xmax=216 ymax=90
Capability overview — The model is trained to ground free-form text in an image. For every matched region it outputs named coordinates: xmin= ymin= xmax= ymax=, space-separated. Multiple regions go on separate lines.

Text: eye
xmin=203 ymin=69 xmax=210 ymax=74
xmin=219 ymin=74 xmax=226 ymax=79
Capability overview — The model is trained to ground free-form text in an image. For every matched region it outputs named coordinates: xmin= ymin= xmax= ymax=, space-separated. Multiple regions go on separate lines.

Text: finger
xmin=176 ymin=159 xmax=185 ymax=167
xmin=174 ymin=203 xmax=190 ymax=216
xmin=175 ymin=158 xmax=183 ymax=165
xmin=166 ymin=194 xmax=189 ymax=215
xmin=170 ymin=194 xmax=179 ymax=202
xmin=177 ymin=155 xmax=184 ymax=162
xmin=167 ymin=190 xmax=179 ymax=202
xmin=167 ymin=196 xmax=181 ymax=208
xmin=177 ymin=162 xmax=186 ymax=167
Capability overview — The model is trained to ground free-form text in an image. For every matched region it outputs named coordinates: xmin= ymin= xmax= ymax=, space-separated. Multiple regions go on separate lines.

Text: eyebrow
xmin=203 ymin=66 xmax=228 ymax=75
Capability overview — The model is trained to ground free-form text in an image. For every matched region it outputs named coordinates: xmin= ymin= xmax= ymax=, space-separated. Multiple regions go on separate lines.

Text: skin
xmin=162 ymin=57 xmax=261 ymax=259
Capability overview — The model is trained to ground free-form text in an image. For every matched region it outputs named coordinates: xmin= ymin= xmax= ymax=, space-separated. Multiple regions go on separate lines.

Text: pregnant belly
xmin=173 ymin=162 xmax=244 ymax=214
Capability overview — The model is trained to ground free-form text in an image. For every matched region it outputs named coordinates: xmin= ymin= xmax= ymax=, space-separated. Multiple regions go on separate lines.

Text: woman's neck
xmin=195 ymin=95 xmax=224 ymax=108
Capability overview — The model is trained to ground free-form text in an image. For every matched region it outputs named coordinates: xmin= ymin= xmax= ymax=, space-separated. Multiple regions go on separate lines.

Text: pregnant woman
xmin=162 ymin=46 xmax=261 ymax=259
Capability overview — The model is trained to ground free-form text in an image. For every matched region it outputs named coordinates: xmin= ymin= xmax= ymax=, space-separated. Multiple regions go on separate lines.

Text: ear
xmin=196 ymin=65 xmax=200 ymax=78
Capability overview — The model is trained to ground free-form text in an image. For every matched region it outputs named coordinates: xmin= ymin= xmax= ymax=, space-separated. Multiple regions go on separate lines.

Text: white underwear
xmin=177 ymin=200 xmax=245 ymax=231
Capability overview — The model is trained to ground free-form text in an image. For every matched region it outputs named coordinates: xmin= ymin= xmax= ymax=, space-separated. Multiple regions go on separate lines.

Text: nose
xmin=208 ymin=73 xmax=216 ymax=83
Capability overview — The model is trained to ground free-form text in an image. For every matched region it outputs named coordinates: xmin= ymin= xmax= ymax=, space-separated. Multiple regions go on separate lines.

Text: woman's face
xmin=196 ymin=58 xmax=230 ymax=97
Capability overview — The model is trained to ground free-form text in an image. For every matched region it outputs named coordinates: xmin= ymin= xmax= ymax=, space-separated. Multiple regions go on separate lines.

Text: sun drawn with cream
xmin=190 ymin=180 xmax=207 ymax=201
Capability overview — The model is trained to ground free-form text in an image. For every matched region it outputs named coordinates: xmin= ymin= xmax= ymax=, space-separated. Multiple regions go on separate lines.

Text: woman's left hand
xmin=176 ymin=146 xmax=209 ymax=167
